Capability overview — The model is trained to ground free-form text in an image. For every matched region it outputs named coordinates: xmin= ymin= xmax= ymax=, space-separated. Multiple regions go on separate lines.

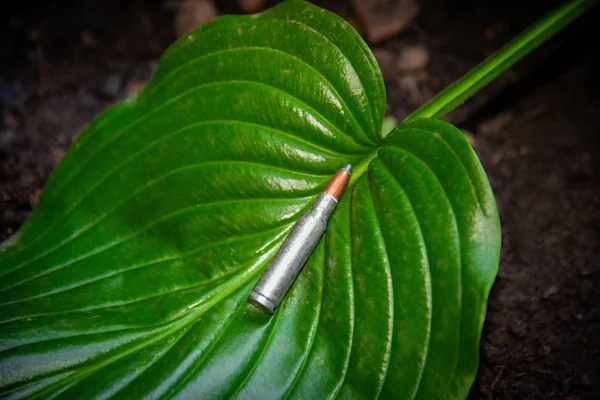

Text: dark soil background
xmin=1 ymin=0 xmax=599 ymax=398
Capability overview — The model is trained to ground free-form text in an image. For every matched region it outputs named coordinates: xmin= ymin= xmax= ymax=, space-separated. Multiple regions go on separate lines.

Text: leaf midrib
xmin=348 ymin=149 xmax=379 ymax=189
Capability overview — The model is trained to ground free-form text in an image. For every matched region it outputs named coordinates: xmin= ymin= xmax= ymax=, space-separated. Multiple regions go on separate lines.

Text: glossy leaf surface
xmin=0 ymin=1 xmax=500 ymax=398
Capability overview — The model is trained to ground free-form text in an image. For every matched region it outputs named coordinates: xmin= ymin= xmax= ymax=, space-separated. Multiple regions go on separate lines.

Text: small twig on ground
xmin=36 ymin=45 xmax=48 ymax=94
xmin=490 ymin=366 xmax=505 ymax=391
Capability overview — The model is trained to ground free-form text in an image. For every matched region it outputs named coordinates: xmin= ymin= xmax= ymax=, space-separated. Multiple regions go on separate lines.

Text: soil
xmin=1 ymin=0 xmax=599 ymax=399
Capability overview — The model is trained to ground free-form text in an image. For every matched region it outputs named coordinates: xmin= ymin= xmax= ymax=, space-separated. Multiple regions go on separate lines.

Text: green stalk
xmin=406 ymin=0 xmax=598 ymax=121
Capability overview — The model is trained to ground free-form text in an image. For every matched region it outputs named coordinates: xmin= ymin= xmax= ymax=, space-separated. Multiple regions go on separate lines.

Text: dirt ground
xmin=1 ymin=0 xmax=599 ymax=398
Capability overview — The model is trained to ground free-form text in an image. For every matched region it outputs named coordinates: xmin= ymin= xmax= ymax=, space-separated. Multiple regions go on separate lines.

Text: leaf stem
xmin=405 ymin=0 xmax=598 ymax=121
xmin=349 ymin=149 xmax=378 ymax=188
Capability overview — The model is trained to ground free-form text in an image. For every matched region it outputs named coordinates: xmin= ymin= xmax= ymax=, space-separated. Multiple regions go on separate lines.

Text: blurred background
xmin=1 ymin=0 xmax=598 ymax=398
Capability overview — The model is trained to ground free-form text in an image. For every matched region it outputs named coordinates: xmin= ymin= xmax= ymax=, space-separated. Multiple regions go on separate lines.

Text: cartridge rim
xmin=248 ymin=291 xmax=277 ymax=315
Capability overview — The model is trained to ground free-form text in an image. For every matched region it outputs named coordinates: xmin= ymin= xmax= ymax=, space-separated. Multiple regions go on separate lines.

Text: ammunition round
xmin=248 ymin=165 xmax=351 ymax=314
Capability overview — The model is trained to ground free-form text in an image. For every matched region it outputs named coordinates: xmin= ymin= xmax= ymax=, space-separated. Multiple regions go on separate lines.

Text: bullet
xmin=248 ymin=164 xmax=352 ymax=314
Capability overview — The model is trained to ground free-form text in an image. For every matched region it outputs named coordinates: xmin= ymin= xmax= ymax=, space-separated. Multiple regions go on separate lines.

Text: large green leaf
xmin=0 ymin=1 xmax=500 ymax=398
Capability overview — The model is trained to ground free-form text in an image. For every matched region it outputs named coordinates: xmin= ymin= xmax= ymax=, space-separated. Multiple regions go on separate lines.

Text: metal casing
xmin=248 ymin=192 xmax=338 ymax=314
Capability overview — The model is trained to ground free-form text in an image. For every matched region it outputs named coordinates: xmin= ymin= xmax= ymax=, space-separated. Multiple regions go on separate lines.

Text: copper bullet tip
xmin=323 ymin=164 xmax=352 ymax=201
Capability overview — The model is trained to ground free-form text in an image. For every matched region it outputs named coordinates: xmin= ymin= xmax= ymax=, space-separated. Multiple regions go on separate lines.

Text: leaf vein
xmin=1 ymin=194 xmax=305 ymax=294
xmin=0 ymin=156 xmax=316 ymax=280
xmin=0 ymin=224 xmax=287 ymax=307
xmin=0 ymin=246 xmax=278 ymax=347
xmin=165 ymin=297 xmax=249 ymax=399
xmin=147 ymin=45 xmax=370 ymax=145
xmin=283 ymin=18 xmax=378 ymax=138
xmin=228 ymin=305 xmax=281 ymax=398
xmin=108 ymin=326 xmax=191 ymax=399
xmin=281 ymin=244 xmax=325 ymax=399
xmin=8 ymin=77 xmax=368 ymax=266
xmin=332 ymin=193 xmax=356 ymax=399
xmin=388 ymin=124 xmax=485 ymax=212
xmin=372 ymin=160 xmax=432 ymax=398
xmin=365 ymin=176 xmax=394 ymax=398
xmin=379 ymin=147 xmax=462 ymax=395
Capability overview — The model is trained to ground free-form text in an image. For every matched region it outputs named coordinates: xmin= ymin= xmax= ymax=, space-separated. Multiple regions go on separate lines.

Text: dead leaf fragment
xmin=174 ymin=0 xmax=218 ymax=37
xmin=352 ymin=0 xmax=419 ymax=43
xmin=239 ymin=0 xmax=266 ymax=14
xmin=397 ymin=45 xmax=429 ymax=72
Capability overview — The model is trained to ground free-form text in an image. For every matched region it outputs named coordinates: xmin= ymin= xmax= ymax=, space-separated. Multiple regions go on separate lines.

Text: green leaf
xmin=0 ymin=1 xmax=500 ymax=399
xmin=380 ymin=115 xmax=397 ymax=138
